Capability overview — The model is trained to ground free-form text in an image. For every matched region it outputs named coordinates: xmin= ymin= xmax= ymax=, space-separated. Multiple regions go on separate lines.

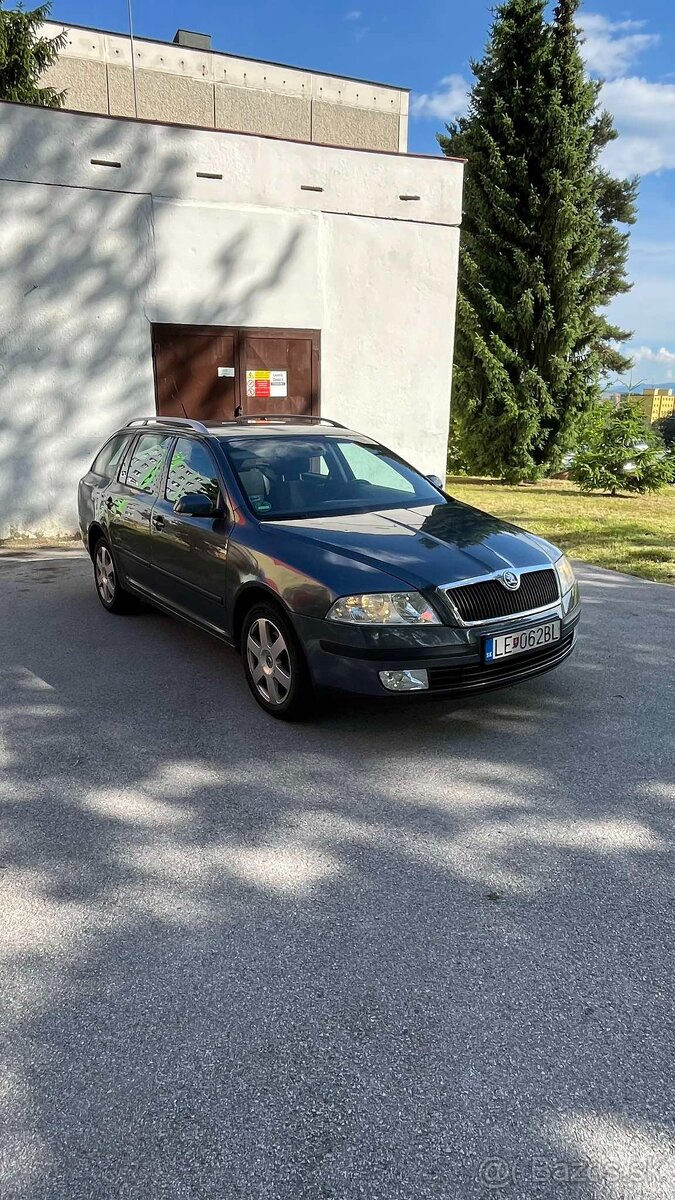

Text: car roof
xmin=120 ymin=417 xmax=373 ymax=441
xmin=214 ymin=425 xmax=369 ymax=439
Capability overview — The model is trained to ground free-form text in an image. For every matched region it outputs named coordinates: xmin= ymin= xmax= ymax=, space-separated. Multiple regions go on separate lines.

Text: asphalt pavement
xmin=0 ymin=548 xmax=673 ymax=1200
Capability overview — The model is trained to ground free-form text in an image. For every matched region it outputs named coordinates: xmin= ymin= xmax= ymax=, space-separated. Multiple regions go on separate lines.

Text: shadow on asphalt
xmin=0 ymin=558 xmax=673 ymax=1199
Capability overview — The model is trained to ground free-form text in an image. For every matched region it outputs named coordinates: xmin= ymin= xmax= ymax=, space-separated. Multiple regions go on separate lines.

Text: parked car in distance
xmin=78 ymin=415 xmax=581 ymax=719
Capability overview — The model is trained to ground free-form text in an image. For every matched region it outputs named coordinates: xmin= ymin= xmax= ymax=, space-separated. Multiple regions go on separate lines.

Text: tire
xmin=241 ymin=601 xmax=313 ymax=721
xmin=92 ymin=535 xmax=139 ymax=614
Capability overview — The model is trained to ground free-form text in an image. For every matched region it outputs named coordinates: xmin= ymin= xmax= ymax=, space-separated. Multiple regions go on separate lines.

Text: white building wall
xmin=0 ymin=102 xmax=462 ymax=536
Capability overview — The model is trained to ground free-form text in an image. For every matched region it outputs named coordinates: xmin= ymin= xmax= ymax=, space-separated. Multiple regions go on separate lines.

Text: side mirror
xmin=174 ymin=492 xmax=220 ymax=517
xmin=426 ymin=474 xmax=444 ymax=490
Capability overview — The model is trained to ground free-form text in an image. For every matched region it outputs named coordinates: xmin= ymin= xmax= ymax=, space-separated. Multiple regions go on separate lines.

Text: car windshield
xmin=219 ymin=435 xmax=443 ymax=520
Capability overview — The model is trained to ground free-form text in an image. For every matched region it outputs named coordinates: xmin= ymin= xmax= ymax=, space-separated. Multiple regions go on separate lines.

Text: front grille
xmin=444 ymin=568 xmax=559 ymax=623
xmin=428 ymin=630 xmax=575 ymax=691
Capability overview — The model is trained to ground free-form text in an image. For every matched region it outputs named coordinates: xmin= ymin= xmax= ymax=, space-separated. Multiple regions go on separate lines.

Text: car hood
xmin=273 ymin=500 xmax=560 ymax=589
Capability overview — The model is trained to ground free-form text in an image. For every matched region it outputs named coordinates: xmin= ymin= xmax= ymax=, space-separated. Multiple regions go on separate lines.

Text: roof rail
xmin=233 ymin=415 xmax=345 ymax=427
xmin=126 ymin=416 xmax=210 ymax=434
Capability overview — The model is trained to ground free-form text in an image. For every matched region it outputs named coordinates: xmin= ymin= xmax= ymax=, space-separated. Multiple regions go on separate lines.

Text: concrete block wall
xmin=41 ymin=22 xmax=409 ymax=153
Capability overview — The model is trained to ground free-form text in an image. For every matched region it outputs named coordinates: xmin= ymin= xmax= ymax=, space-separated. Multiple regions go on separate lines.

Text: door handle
xmin=151 ymin=514 xmax=165 ymax=531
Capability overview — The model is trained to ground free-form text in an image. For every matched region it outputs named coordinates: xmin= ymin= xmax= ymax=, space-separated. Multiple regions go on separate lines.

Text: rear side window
xmin=120 ymin=432 xmax=172 ymax=494
xmin=91 ymin=433 xmax=131 ymax=480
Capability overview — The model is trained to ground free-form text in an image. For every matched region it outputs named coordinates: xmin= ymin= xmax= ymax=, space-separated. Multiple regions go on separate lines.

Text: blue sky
xmin=50 ymin=0 xmax=675 ymax=385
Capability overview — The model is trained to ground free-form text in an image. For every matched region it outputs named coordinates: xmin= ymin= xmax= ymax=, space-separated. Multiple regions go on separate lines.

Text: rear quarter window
xmin=91 ymin=433 xmax=132 ymax=480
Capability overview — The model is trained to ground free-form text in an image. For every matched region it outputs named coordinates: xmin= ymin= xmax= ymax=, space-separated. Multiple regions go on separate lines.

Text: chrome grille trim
xmin=439 ymin=565 xmax=560 ymax=627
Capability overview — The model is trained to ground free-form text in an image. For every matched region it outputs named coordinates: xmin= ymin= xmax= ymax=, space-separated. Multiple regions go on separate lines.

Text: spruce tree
xmin=0 ymin=1 xmax=66 ymax=107
xmin=440 ymin=0 xmax=636 ymax=482
xmin=570 ymin=397 xmax=674 ymax=495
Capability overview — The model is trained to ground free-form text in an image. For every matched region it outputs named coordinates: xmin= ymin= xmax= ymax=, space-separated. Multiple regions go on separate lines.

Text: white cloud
xmin=579 ymin=12 xmax=659 ymax=78
xmin=599 ymin=77 xmax=675 ymax=176
xmin=611 ymin=346 xmax=675 ymax=384
xmin=345 ymin=9 xmax=362 ymax=20
xmin=410 ymin=16 xmax=672 ymax=180
xmin=411 ymin=74 xmax=470 ymax=121
xmin=628 ymin=345 xmax=675 ymax=365
xmin=575 ymin=16 xmax=670 ymax=180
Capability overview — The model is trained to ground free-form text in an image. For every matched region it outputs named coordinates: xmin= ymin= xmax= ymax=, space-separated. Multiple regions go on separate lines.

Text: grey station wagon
xmin=78 ymin=415 xmax=580 ymax=719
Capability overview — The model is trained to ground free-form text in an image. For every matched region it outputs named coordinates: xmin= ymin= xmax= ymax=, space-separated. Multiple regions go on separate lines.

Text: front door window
xmin=165 ymin=438 xmax=221 ymax=509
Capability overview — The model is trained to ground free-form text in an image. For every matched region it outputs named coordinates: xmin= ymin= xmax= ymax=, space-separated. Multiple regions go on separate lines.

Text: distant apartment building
xmin=638 ymin=388 xmax=675 ymax=425
xmin=603 ymin=388 xmax=675 ymax=424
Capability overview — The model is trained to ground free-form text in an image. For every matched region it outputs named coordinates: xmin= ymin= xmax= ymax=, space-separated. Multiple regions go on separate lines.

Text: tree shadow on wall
xmin=0 ymin=110 xmax=303 ymax=536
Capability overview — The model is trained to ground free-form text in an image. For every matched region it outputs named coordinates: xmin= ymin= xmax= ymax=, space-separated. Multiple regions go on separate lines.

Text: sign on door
xmin=246 ymin=370 xmax=288 ymax=399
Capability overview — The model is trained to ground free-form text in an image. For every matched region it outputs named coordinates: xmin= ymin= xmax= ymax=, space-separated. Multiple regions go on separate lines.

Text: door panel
xmin=150 ymin=436 xmax=231 ymax=631
xmin=107 ymin=431 xmax=173 ymax=588
xmin=242 ymin=333 xmax=319 ymax=418
xmin=153 ymin=327 xmax=236 ymax=422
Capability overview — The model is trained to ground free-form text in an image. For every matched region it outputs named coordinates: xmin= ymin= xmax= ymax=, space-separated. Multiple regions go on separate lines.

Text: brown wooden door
xmin=241 ymin=330 xmax=320 ymax=418
xmin=153 ymin=326 xmax=237 ymax=422
xmin=152 ymin=325 xmax=320 ymax=422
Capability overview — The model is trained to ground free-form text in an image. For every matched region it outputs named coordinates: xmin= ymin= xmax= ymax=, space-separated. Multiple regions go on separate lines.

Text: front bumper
xmin=294 ymin=594 xmax=581 ymax=699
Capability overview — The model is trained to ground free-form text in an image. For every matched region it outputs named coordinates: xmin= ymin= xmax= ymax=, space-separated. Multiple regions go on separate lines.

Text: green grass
xmin=447 ymin=477 xmax=675 ymax=585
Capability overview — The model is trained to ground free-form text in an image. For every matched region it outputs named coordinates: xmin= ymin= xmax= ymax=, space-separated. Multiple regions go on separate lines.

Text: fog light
xmin=378 ymin=668 xmax=429 ymax=692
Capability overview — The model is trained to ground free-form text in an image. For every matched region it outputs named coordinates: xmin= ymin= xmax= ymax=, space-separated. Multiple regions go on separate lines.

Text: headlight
xmin=555 ymin=554 xmax=576 ymax=596
xmin=326 ymin=591 xmax=441 ymax=625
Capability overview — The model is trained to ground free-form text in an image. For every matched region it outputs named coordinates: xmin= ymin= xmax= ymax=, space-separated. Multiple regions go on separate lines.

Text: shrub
xmin=570 ymin=397 xmax=674 ymax=495
xmin=656 ymin=415 xmax=675 ymax=450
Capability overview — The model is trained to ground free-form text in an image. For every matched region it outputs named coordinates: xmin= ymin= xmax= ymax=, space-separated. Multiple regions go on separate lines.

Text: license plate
xmin=484 ymin=620 xmax=561 ymax=663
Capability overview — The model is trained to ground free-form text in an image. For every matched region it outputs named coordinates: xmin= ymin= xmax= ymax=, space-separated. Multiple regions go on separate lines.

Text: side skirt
xmin=124 ymin=578 xmax=236 ymax=649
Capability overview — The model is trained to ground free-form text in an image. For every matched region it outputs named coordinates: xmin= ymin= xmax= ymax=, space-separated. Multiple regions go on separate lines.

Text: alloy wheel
xmin=246 ymin=617 xmax=292 ymax=706
xmin=95 ymin=544 xmax=116 ymax=605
